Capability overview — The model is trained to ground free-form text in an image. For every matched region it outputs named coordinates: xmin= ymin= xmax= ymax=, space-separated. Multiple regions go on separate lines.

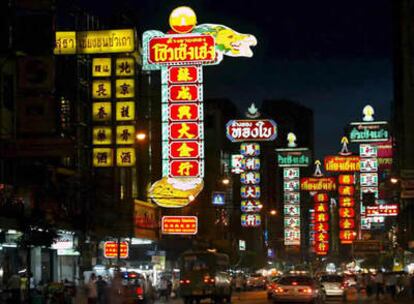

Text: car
xmin=266 ymin=276 xmax=280 ymax=299
xmin=319 ymin=274 xmax=345 ymax=297
xmin=271 ymin=275 xmax=325 ymax=304
xmin=246 ymin=273 xmax=267 ymax=290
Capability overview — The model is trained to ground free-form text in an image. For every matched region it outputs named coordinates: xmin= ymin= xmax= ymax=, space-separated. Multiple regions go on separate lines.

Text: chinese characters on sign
xmin=104 ymin=241 xmax=129 ymax=259
xmin=313 ymin=192 xmax=329 ymax=255
xmin=240 ymin=142 xmax=262 ymax=227
xmin=92 ymin=56 xmax=137 ymax=167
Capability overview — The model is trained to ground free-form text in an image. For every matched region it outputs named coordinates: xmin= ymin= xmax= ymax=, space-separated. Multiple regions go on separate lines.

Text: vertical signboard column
xmin=142 ymin=6 xmax=257 ymax=209
xmin=226 ymin=115 xmax=278 ymax=228
xmin=276 ymin=133 xmax=311 ymax=248
xmin=240 ymin=143 xmax=262 ymax=227
xmin=324 ymin=144 xmax=360 ymax=245
xmin=91 ymin=57 xmax=137 ymax=168
xmin=301 ymin=164 xmax=336 ymax=256
xmin=348 ymin=105 xmax=389 ymax=231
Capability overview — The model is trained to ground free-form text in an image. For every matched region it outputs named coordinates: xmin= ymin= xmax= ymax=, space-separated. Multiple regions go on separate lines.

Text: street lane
xmin=154 ymin=290 xmax=414 ymax=304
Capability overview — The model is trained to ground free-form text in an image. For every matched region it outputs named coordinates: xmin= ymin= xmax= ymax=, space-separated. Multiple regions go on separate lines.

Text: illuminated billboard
xmin=226 ymin=120 xmax=277 ymax=142
xmin=161 ymin=216 xmax=198 ymax=235
xmin=145 ymin=7 xmax=257 ymax=207
xmin=324 ymin=156 xmax=360 ymax=172
xmin=104 ymin=241 xmax=129 ymax=259
xmin=54 ymin=29 xmax=135 ymax=55
xmin=300 ymin=177 xmax=336 ymax=191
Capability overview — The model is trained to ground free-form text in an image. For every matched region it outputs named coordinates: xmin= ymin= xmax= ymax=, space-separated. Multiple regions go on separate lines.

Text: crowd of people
xmin=351 ymin=270 xmax=414 ymax=301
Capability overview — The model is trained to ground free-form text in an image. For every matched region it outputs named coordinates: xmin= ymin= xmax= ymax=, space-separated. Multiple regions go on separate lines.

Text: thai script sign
xmin=366 ymin=205 xmax=398 ymax=217
xmin=277 ymin=148 xmax=311 ymax=167
xmin=54 ymin=29 xmax=135 ymax=55
xmin=300 ymin=177 xmax=337 ymax=191
xmin=147 ymin=35 xmax=216 ymax=65
xmin=324 ymin=156 xmax=360 ymax=172
xmin=226 ymin=120 xmax=277 ymax=142
xmin=161 ymin=216 xmax=198 ymax=235
xmin=348 ymin=121 xmax=389 ymax=143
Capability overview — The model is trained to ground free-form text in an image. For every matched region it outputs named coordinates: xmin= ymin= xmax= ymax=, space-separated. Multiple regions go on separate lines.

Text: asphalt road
xmin=154 ymin=290 xmax=414 ymax=304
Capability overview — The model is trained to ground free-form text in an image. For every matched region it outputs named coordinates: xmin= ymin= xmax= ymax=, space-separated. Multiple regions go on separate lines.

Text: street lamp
xmin=136 ymin=132 xmax=146 ymax=141
xmin=221 ymin=177 xmax=230 ymax=185
xmin=270 ymin=209 xmax=277 ymax=216
xmin=390 ymin=177 xmax=399 ymax=185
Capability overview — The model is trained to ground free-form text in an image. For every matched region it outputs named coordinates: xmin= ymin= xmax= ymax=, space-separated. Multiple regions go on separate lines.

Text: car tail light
xmin=136 ymin=287 xmax=143 ymax=295
xmin=300 ymin=288 xmax=312 ymax=294
xmin=180 ymin=279 xmax=191 ymax=284
xmin=292 ymin=281 xmax=298 ymax=286
xmin=275 ymin=287 xmax=285 ymax=293
xmin=340 ymin=282 xmax=346 ymax=289
xmin=203 ymin=276 xmax=215 ymax=284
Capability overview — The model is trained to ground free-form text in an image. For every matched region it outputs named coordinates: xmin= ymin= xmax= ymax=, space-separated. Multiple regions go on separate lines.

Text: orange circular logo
xmin=169 ymin=6 xmax=197 ymax=34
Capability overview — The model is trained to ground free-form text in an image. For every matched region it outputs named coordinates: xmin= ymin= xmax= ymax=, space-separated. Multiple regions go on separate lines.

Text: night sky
xmin=85 ymin=0 xmax=393 ymax=158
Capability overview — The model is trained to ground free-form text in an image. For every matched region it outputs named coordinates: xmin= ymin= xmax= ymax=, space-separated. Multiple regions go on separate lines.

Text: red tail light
xmin=180 ymin=279 xmax=191 ymax=284
xmin=292 ymin=281 xmax=298 ymax=286
xmin=299 ymin=288 xmax=312 ymax=294
xmin=136 ymin=287 xmax=143 ymax=295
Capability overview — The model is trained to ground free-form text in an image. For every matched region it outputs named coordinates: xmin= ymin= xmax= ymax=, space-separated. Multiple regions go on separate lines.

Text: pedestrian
xmin=159 ymin=276 xmax=169 ymax=301
xmin=410 ymin=273 xmax=414 ymax=299
xmin=87 ymin=273 xmax=98 ymax=304
xmin=374 ymin=270 xmax=384 ymax=300
xmin=385 ymin=272 xmax=397 ymax=300
xmin=7 ymin=274 xmax=21 ymax=303
xmin=96 ymin=275 xmax=107 ymax=304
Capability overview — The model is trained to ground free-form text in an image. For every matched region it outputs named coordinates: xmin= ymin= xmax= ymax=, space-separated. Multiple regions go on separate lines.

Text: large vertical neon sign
xmin=143 ymin=6 xmax=257 ymax=208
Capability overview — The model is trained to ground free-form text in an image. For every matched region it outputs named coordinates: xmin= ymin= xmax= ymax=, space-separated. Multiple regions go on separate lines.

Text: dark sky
xmin=84 ymin=0 xmax=393 ymax=158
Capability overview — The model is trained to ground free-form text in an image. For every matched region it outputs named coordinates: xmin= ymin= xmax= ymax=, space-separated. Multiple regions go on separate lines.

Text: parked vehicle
xmin=271 ymin=275 xmax=325 ymax=303
xmin=179 ymin=251 xmax=232 ymax=304
xmin=319 ymin=274 xmax=345 ymax=297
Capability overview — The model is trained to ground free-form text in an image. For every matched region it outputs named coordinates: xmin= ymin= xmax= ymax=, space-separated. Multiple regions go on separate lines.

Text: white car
xmin=271 ymin=275 xmax=325 ymax=303
xmin=320 ymin=274 xmax=344 ymax=297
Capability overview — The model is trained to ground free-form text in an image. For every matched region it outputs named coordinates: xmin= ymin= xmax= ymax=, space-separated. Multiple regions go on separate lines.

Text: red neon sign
xmin=104 ymin=241 xmax=129 ymax=259
xmin=169 ymin=85 xmax=200 ymax=102
xmin=169 ymin=104 xmax=200 ymax=121
xmin=339 ymin=207 xmax=355 ymax=218
xmin=169 ymin=66 xmax=200 ymax=83
xmin=169 ymin=141 xmax=200 ymax=158
xmin=169 ymin=122 xmax=200 ymax=140
xmin=339 ymin=218 xmax=355 ymax=229
xmin=148 ymin=35 xmax=216 ymax=65
xmin=170 ymin=160 xmax=200 ymax=177
xmin=161 ymin=216 xmax=198 ymax=235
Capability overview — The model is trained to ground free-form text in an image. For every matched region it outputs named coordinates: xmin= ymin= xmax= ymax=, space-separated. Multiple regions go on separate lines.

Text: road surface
xmin=154 ymin=289 xmax=414 ymax=303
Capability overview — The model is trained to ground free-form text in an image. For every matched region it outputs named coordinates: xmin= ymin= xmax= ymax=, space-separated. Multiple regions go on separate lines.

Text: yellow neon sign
xmin=92 ymin=80 xmax=111 ymax=99
xmin=54 ymin=29 xmax=135 ymax=55
xmin=116 ymin=147 xmax=136 ymax=167
xmin=93 ymin=127 xmax=112 ymax=145
xmin=92 ymin=58 xmax=112 ymax=77
xmin=116 ymin=101 xmax=135 ymax=121
xmin=115 ymin=79 xmax=135 ymax=98
xmin=116 ymin=125 xmax=135 ymax=145
xmin=92 ymin=102 xmax=112 ymax=121
xmin=93 ymin=148 xmax=113 ymax=167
